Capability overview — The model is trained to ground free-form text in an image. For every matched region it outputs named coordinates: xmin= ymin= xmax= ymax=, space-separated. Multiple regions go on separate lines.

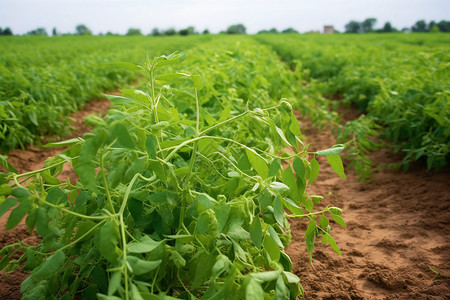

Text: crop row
xmin=0 ymin=35 xmax=210 ymax=152
xmin=0 ymin=36 xmax=346 ymax=299
xmin=255 ymin=33 xmax=450 ymax=171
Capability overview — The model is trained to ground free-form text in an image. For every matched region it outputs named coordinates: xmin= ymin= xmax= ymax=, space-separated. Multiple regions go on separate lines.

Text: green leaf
xmin=251 ymin=269 xmax=282 ymax=282
xmin=145 ymin=134 xmax=158 ymax=159
xmin=316 ymin=144 xmax=345 ymax=156
xmin=275 ymin=126 xmax=291 ymax=146
xmin=107 ymin=271 xmax=122 ymax=296
xmin=283 ymin=271 xmax=300 ymax=283
xmin=331 ymin=214 xmax=346 ymax=227
xmin=304 ymin=219 xmax=316 ymax=263
xmin=268 ymin=225 xmax=284 ymax=248
xmin=249 ymin=217 xmax=262 ymax=250
xmin=275 ymin=275 xmax=287 ymax=300
xmin=0 ymin=198 xmax=17 ymax=219
xmin=28 ymin=111 xmax=38 ymax=126
xmin=198 ymin=139 xmax=218 ymax=156
xmin=273 ymin=196 xmax=284 ymax=227
xmin=322 ymin=235 xmax=342 ymax=255
xmin=44 ymin=137 xmax=83 ymax=148
xmin=127 ymin=256 xmax=161 ymax=275
xmin=112 ymin=122 xmax=136 ymax=148
xmin=127 ymin=236 xmax=161 ymax=253
xmin=263 ymin=235 xmax=280 ymax=261
xmin=46 ymin=187 xmax=67 ymax=205
xmin=269 ymin=182 xmax=290 ymax=195
xmin=309 ymin=158 xmax=320 ymax=184
xmin=0 ymin=155 xmax=17 ymax=173
xmin=105 ymin=94 xmax=134 ymax=105
xmin=319 ymin=215 xmax=329 ymax=228
xmin=245 ymin=277 xmax=263 ymax=300
xmin=6 ymin=197 xmax=33 ymax=230
xmin=326 ymin=154 xmax=346 ymax=179
xmin=96 ymin=220 xmax=120 ymax=263
xmin=268 ymin=158 xmax=281 ymax=177
xmin=191 ymin=75 xmax=203 ymax=90
xmin=32 ymin=250 xmax=65 ymax=280
xmin=245 ymin=149 xmax=268 ymax=179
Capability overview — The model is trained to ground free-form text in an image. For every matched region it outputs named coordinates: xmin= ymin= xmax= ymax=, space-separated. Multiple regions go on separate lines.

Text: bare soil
xmin=0 ymin=105 xmax=449 ymax=299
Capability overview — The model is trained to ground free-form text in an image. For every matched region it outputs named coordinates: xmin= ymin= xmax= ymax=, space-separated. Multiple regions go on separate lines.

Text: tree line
xmin=344 ymin=18 xmax=450 ymax=33
xmin=1 ymin=19 xmax=449 ymax=37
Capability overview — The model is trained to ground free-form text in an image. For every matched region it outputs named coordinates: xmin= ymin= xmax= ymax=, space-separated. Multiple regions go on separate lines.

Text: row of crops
xmin=255 ymin=33 xmax=450 ymax=171
xmin=0 ymin=36 xmax=347 ymax=299
xmin=0 ymin=35 xmax=210 ymax=152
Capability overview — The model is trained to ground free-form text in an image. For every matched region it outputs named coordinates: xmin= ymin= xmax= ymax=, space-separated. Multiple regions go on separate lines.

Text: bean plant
xmin=0 ymin=52 xmax=345 ymax=299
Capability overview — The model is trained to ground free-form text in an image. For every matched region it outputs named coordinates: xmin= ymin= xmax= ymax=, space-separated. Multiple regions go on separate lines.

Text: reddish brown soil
xmin=0 ymin=105 xmax=449 ymax=299
xmin=287 ymin=111 xmax=450 ymax=299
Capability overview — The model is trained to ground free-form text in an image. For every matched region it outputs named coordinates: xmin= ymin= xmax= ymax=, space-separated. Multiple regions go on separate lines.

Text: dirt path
xmin=287 ymin=112 xmax=450 ymax=299
xmin=0 ymin=104 xmax=449 ymax=299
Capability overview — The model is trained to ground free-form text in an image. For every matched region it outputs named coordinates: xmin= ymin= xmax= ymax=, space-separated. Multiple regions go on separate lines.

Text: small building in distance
xmin=323 ymin=25 xmax=334 ymax=34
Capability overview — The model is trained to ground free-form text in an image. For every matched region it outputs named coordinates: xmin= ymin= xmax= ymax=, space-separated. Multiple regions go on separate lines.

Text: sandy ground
xmin=0 ymin=104 xmax=449 ymax=299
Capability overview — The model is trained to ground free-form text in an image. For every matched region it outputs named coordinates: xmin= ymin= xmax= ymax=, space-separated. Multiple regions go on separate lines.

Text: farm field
xmin=0 ymin=34 xmax=449 ymax=299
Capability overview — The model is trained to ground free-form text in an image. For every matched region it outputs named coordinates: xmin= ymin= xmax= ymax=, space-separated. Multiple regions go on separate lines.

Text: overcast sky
xmin=1 ymin=0 xmax=449 ymax=35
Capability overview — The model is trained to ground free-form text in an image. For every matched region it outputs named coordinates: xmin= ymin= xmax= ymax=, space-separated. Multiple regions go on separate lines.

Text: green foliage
xmin=0 ymin=35 xmax=210 ymax=152
xmin=0 ymin=49 xmax=344 ymax=299
xmin=255 ymin=33 xmax=450 ymax=172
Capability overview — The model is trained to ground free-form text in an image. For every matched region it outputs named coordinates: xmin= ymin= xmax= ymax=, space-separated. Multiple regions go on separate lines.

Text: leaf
xmin=127 ymin=256 xmax=161 ymax=275
xmin=275 ymin=126 xmax=291 ymax=146
xmin=145 ymin=134 xmax=158 ymax=159
xmin=304 ymin=219 xmax=316 ymax=263
xmin=0 ymin=198 xmax=17 ymax=219
xmin=316 ymin=144 xmax=345 ymax=156
xmin=268 ymin=225 xmax=284 ymax=248
xmin=283 ymin=271 xmax=300 ymax=283
xmin=319 ymin=215 xmax=329 ymax=228
xmin=191 ymin=75 xmax=203 ymax=90
xmin=6 ymin=197 xmax=33 ymax=230
xmin=268 ymin=158 xmax=281 ymax=177
xmin=112 ymin=122 xmax=136 ymax=149
xmin=269 ymin=182 xmax=290 ymax=195
xmin=0 ymin=155 xmax=17 ymax=173
xmin=273 ymin=196 xmax=284 ymax=227
xmin=263 ymin=235 xmax=280 ymax=261
xmin=251 ymin=269 xmax=281 ymax=282
xmin=245 ymin=277 xmax=263 ymax=300
xmin=309 ymin=158 xmax=320 ymax=184
xmin=326 ymin=154 xmax=346 ymax=179
xmin=105 ymin=94 xmax=134 ymax=105
xmin=46 ymin=187 xmax=67 ymax=205
xmin=245 ymin=149 xmax=268 ymax=179
xmin=44 ymin=137 xmax=83 ymax=148
xmin=96 ymin=220 xmax=120 ymax=263
xmin=108 ymin=271 xmax=122 ymax=296
xmin=32 ymin=250 xmax=65 ymax=280
xmin=331 ymin=214 xmax=346 ymax=227
xmin=28 ymin=111 xmax=38 ymax=126
xmin=275 ymin=275 xmax=287 ymax=300
xmin=127 ymin=236 xmax=161 ymax=253
xmin=249 ymin=217 xmax=262 ymax=250
xmin=198 ymin=139 xmax=218 ymax=156
xmin=322 ymin=235 xmax=342 ymax=255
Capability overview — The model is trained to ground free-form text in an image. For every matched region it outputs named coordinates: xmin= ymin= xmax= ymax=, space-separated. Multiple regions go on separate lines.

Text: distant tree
xmin=76 ymin=24 xmax=91 ymax=35
xmin=2 ymin=27 xmax=13 ymax=36
xmin=164 ymin=28 xmax=176 ymax=36
xmin=362 ymin=18 xmax=377 ymax=32
xmin=381 ymin=22 xmax=395 ymax=32
xmin=412 ymin=20 xmax=427 ymax=32
xmin=430 ymin=25 xmax=440 ymax=33
xmin=226 ymin=24 xmax=246 ymax=34
xmin=151 ymin=28 xmax=161 ymax=36
xmin=257 ymin=30 xmax=269 ymax=34
xmin=282 ymin=27 xmax=298 ymax=34
xmin=28 ymin=27 xmax=48 ymax=36
xmin=202 ymin=29 xmax=210 ymax=35
xmin=437 ymin=20 xmax=450 ymax=32
xmin=179 ymin=26 xmax=195 ymax=36
xmin=428 ymin=21 xmax=436 ymax=31
xmin=126 ymin=28 xmax=142 ymax=36
xmin=345 ymin=21 xmax=361 ymax=33
xmin=52 ymin=27 xmax=58 ymax=36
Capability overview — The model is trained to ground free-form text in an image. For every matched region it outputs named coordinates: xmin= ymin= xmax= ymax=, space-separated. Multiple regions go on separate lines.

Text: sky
xmin=1 ymin=0 xmax=449 ymax=35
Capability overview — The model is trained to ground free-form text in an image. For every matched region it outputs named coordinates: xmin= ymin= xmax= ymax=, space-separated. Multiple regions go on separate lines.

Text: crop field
xmin=0 ymin=34 xmax=449 ymax=299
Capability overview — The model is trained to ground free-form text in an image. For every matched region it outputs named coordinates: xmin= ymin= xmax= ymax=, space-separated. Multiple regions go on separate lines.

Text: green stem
xmin=39 ymin=199 xmax=109 ymax=220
